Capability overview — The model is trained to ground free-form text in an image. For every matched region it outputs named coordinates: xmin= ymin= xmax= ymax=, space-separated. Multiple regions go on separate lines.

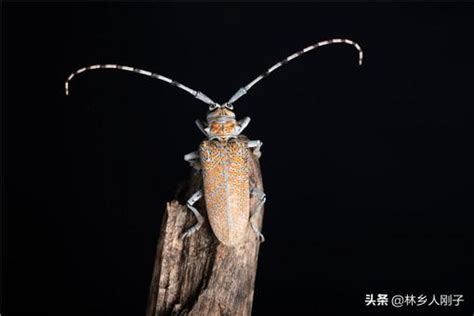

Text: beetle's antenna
xmin=227 ymin=38 xmax=363 ymax=105
xmin=65 ymin=64 xmax=217 ymax=107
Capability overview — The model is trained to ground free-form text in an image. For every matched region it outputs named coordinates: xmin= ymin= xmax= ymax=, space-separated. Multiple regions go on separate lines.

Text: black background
xmin=4 ymin=4 xmax=474 ymax=316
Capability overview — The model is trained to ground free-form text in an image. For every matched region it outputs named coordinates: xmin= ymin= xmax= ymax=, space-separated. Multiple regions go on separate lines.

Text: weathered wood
xmin=146 ymin=150 xmax=265 ymax=316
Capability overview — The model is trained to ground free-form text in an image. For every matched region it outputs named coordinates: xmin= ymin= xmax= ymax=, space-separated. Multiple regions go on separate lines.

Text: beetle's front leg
xmin=236 ymin=116 xmax=251 ymax=135
xmin=184 ymin=151 xmax=201 ymax=170
xmin=250 ymin=187 xmax=266 ymax=242
xmin=182 ymin=189 xmax=204 ymax=239
xmin=247 ymin=140 xmax=263 ymax=159
xmin=195 ymin=119 xmax=209 ymax=137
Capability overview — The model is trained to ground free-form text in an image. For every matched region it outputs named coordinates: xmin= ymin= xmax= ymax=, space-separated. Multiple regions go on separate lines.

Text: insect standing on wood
xmin=65 ymin=39 xmax=363 ymax=246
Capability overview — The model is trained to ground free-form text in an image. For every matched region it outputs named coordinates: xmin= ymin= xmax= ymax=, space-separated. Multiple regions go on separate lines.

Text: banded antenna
xmin=65 ymin=39 xmax=362 ymax=109
xmin=65 ymin=64 xmax=217 ymax=107
xmin=226 ymin=38 xmax=363 ymax=105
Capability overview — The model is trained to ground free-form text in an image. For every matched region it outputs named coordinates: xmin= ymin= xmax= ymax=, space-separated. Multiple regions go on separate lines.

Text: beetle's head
xmin=206 ymin=104 xmax=237 ymax=140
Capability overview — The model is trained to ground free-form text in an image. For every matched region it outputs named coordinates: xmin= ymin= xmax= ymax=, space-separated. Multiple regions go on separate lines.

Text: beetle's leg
xmin=247 ymin=140 xmax=263 ymax=159
xmin=250 ymin=187 xmax=266 ymax=242
xmin=235 ymin=116 xmax=251 ymax=135
xmin=195 ymin=119 xmax=209 ymax=137
xmin=182 ymin=189 xmax=204 ymax=239
xmin=184 ymin=151 xmax=201 ymax=170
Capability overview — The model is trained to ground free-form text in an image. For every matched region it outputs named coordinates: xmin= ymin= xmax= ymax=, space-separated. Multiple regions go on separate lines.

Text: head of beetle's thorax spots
xmin=206 ymin=105 xmax=237 ymax=140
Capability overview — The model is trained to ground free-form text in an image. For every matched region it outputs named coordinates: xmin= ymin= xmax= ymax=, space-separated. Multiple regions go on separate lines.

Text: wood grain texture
xmin=146 ymin=149 xmax=264 ymax=316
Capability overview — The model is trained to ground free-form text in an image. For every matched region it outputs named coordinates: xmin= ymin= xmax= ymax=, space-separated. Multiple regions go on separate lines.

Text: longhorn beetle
xmin=65 ymin=39 xmax=363 ymax=246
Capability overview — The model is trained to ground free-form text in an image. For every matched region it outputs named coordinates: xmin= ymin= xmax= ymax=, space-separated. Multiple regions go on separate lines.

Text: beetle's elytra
xmin=199 ymin=138 xmax=251 ymax=246
xmin=65 ymin=38 xmax=363 ymax=246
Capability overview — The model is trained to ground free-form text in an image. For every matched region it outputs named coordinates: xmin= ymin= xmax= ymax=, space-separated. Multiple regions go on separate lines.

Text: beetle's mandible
xmin=65 ymin=38 xmax=363 ymax=246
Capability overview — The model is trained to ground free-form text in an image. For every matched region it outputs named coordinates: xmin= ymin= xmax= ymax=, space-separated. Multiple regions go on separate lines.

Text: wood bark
xmin=146 ymin=151 xmax=265 ymax=316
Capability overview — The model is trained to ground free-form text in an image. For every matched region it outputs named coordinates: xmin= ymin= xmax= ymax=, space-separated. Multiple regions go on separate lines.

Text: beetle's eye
xmin=209 ymin=104 xmax=220 ymax=111
xmin=224 ymin=103 xmax=234 ymax=110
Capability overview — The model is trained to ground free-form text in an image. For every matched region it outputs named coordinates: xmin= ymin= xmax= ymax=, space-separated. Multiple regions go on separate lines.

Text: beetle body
xmin=65 ymin=38 xmax=363 ymax=246
xmin=183 ymin=105 xmax=263 ymax=246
